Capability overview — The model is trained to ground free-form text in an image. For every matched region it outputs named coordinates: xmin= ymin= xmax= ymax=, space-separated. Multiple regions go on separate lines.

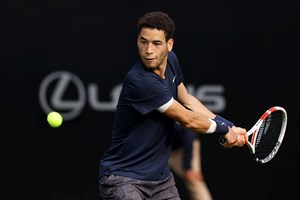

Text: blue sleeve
xmin=122 ymin=71 xmax=173 ymax=115
xmin=132 ymin=79 xmax=172 ymax=115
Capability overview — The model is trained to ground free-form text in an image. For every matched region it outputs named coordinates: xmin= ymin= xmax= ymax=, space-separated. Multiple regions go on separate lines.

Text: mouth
xmin=145 ymin=57 xmax=155 ymax=61
xmin=143 ymin=58 xmax=156 ymax=68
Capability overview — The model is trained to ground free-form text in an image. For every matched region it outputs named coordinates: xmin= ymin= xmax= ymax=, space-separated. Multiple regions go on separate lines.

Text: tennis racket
xmin=219 ymin=106 xmax=288 ymax=164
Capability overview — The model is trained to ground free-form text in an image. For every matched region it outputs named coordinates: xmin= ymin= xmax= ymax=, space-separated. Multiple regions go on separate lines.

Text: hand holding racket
xmin=219 ymin=106 xmax=288 ymax=164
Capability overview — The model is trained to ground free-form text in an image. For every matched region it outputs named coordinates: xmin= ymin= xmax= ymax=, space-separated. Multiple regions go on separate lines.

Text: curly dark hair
xmin=137 ymin=11 xmax=175 ymax=41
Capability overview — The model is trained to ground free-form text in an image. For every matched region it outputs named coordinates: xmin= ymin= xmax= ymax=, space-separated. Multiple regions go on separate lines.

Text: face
xmin=137 ymin=28 xmax=173 ymax=74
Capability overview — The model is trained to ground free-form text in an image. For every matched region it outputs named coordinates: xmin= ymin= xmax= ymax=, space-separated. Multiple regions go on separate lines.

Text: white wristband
xmin=206 ymin=118 xmax=217 ymax=134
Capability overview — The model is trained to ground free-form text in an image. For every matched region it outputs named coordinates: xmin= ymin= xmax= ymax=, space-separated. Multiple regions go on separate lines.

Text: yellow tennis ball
xmin=47 ymin=111 xmax=63 ymax=128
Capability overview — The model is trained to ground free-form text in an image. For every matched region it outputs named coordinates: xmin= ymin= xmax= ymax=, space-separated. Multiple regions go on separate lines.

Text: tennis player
xmin=99 ymin=11 xmax=247 ymax=200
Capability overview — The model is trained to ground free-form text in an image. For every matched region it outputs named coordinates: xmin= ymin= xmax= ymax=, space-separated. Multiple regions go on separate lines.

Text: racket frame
xmin=246 ymin=106 xmax=287 ymax=163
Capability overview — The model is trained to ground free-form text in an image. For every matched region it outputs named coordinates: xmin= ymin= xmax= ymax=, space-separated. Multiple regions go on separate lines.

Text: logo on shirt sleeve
xmin=172 ymin=74 xmax=177 ymax=83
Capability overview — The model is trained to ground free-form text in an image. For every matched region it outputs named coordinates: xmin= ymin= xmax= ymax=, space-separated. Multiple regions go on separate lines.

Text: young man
xmin=99 ymin=11 xmax=247 ymax=200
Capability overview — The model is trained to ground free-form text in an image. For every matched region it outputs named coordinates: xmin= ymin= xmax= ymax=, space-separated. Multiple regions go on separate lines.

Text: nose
xmin=145 ymin=43 xmax=153 ymax=54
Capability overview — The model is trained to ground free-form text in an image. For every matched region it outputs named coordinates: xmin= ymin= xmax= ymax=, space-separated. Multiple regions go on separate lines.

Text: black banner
xmin=1 ymin=1 xmax=299 ymax=199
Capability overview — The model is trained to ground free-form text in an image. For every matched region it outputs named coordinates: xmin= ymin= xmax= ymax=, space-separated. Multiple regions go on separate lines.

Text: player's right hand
xmin=222 ymin=126 xmax=247 ymax=148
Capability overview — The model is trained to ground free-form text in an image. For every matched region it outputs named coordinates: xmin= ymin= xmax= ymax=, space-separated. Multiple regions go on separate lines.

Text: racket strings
xmin=254 ymin=111 xmax=284 ymax=160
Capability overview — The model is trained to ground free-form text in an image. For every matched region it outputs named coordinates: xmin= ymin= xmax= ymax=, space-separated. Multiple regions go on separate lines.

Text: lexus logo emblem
xmin=39 ymin=71 xmax=86 ymax=120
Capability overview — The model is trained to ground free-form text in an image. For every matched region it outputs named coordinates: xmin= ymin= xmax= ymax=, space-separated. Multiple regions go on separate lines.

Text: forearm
xmin=180 ymin=92 xmax=235 ymax=132
xmin=176 ymin=84 xmax=247 ymax=147
xmin=181 ymin=93 xmax=216 ymax=119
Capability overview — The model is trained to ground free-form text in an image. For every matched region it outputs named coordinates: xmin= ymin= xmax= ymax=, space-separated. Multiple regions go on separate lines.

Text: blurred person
xmin=169 ymin=123 xmax=213 ymax=200
xmin=99 ymin=11 xmax=247 ymax=200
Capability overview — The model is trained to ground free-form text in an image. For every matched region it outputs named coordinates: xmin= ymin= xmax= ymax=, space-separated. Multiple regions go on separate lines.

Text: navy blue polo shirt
xmin=99 ymin=51 xmax=184 ymax=181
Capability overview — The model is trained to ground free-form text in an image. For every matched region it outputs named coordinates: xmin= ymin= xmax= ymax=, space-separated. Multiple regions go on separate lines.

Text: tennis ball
xmin=47 ymin=111 xmax=63 ymax=128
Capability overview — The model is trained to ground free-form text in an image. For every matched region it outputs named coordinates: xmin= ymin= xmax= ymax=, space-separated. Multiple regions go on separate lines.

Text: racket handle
xmin=219 ymin=136 xmax=227 ymax=145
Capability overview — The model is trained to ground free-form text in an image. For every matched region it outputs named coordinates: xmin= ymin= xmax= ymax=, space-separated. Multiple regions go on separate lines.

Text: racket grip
xmin=219 ymin=136 xmax=227 ymax=145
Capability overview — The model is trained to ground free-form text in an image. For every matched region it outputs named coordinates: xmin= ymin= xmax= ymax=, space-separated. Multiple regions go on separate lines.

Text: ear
xmin=167 ymin=38 xmax=174 ymax=52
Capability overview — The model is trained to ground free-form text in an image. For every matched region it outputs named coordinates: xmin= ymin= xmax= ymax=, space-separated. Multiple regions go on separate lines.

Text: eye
xmin=140 ymin=39 xmax=148 ymax=45
xmin=153 ymin=41 xmax=162 ymax=46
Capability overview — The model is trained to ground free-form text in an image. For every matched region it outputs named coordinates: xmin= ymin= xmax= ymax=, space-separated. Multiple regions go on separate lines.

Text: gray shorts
xmin=99 ymin=173 xmax=181 ymax=200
